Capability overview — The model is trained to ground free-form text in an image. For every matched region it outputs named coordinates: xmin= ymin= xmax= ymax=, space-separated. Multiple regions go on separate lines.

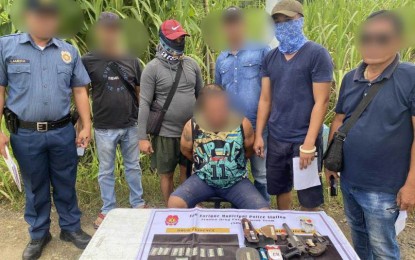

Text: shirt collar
xmin=224 ymin=44 xmax=248 ymax=57
xmin=353 ymin=54 xmax=400 ymax=83
xmin=19 ymin=33 xmax=61 ymax=48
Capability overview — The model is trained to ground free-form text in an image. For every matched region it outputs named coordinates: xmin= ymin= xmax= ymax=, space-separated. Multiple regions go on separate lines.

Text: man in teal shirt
xmin=168 ymin=84 xmax=269 ymax=210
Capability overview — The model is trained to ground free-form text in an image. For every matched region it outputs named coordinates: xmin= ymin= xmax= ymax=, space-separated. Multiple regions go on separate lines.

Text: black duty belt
xmin=19 ymin=115 xmax=72 ymax=132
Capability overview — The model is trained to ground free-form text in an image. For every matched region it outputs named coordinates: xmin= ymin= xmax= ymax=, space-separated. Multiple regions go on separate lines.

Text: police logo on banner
xmin=61 ymin=51 xmax=72 ymax=64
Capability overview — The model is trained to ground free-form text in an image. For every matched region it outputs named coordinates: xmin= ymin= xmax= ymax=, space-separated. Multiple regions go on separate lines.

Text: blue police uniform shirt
xmin=0 ymin=33 xmax=91 ymax=122
xmin=336 ymin=55 xmax=415 ymax=194
xmin=215 ymin=43 xmax=270 ymax=129
xmin=261 ymin=41 xmax=334 ymax=143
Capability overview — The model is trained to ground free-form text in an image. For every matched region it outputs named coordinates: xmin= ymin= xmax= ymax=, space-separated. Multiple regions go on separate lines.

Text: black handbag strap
xmin=108 ymin=62 xmax=139 ymax=106
xmin=338 ymin=61 xmax=399 ymax=137
xmin=162 ymin=61 xmax=183 ymax=112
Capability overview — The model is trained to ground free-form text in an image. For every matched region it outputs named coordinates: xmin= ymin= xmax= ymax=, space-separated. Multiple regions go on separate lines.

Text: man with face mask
xmin=0 ymin=0 xmax=92 ymax=258
xmin=254 ymin=0 xmax=333 ymax=211
xmin=138 ymin=20 xmax=203 ymax=205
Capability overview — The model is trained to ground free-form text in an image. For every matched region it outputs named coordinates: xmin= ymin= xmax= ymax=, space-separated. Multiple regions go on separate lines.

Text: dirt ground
xmin=0 ymin=204 xmax=414 ymax=260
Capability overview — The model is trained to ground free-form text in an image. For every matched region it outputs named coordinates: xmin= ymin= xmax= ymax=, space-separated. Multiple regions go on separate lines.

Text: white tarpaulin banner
xmin=137 ymin=208 xmax=358 ymax=260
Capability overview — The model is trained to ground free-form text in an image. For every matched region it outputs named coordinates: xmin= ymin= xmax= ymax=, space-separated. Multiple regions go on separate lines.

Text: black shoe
xmin=60 ymin=229 xmax=91 ymax=249
xmin=22 ymin=232 xmax=52 ymax=260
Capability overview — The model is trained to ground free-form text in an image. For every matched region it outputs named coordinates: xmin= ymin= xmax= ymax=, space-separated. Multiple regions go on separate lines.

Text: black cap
xmin=222 ymin=6 xmax=244 ymax=24
xmin=26 ymin=0 xmax=59 ymax=14
xmin=97 ymin=12 xmax=121 ymax=27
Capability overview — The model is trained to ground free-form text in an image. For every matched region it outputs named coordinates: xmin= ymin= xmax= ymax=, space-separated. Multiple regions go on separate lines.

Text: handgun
xmin=282 ymin=223 xmax=307 ymax=259
xmin=307 ymin=232 xmax=329 ymax=257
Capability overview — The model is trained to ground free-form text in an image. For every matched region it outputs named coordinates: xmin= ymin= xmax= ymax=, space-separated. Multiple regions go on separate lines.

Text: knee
xmin=160 ymin=174 xmax=174 ymax=182
xmin=168 ymin=196 xmax=188 ymax=208
xmin=98 ymin=169 xmax=115 ymax=180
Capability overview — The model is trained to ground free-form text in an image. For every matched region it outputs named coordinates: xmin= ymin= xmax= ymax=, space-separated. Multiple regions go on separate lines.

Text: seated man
xmin=168 ymin=84 xmax=269 ymax=210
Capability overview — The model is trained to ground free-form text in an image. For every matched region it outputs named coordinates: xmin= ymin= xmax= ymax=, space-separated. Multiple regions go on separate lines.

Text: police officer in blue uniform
xmin=0 ymin=1 xmax=92 ymax=259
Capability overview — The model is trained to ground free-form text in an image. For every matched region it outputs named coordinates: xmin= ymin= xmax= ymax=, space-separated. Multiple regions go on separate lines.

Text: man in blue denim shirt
xmin=215 ymin=7 xmax=270 ymax=202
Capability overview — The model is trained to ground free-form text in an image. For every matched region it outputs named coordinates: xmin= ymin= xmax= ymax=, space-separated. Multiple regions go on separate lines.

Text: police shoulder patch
xmin=61 ymin=51 xmax=72 ymax=64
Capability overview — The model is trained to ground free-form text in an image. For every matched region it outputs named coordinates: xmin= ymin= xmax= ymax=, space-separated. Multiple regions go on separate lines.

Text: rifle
xmin=282 ymin=223 xmax=307 ymax=259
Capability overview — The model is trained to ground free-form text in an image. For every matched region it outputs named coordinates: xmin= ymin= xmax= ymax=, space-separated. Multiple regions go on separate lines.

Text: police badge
xmin=61 ymin=51 xmax=72 ymax=64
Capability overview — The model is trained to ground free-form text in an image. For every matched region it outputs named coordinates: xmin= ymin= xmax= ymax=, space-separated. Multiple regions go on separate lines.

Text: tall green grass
xmin=0 ymin=0 xmax=414 ymax=211
xmin=304 ymin=0 xmax=415 ymax=121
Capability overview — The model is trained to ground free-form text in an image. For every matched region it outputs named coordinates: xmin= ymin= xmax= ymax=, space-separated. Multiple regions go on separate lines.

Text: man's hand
xmin=0 ymin=132 xmax=9 ymax=158
xmin=140 ymin=140 xmax=154 ymax=155
xmin=397 ymin=182 xmax=415 ymax=212
xmin=76 ymin=126 xmax=91 ymax=148
xmin=299 ymin=151 xmax=315 ymax=170
xmin=253 ymin=135 xmax=265 ymax=158
xmin=299 ymin=144 xmax=316 ymax=170
xmin=325 ymin=170 xmax=339 ymax=185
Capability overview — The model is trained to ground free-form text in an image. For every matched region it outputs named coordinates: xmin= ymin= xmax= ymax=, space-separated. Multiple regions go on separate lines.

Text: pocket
xmin=56 ymin=65 xmax=72 ymax=88
xmin=241 ymin=60 xmax=261 ymax=79
xmin=7 ymin=64 xmax=31 ymax=89
xmin=219 ymin=64 xmax=231 ymax=75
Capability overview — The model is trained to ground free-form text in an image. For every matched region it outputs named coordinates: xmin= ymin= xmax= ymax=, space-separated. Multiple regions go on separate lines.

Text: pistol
xmin=282 ymin=223 xmax=307 ymax=259
xmin=306 ymin=232 xmax=329 ymax=257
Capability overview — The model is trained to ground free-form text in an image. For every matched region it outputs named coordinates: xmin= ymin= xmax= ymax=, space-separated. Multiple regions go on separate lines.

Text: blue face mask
xmin=275 ymin=17 xmax=308 ymax=54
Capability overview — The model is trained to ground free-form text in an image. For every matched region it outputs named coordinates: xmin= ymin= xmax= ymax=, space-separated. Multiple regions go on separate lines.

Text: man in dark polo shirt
xmin=82 ymin=12 xmax=145 ymax=228
xmin=326 ymin=11 xmax=415 ymax=259
xmin=254 ymin=0 xmax=333 ymax=210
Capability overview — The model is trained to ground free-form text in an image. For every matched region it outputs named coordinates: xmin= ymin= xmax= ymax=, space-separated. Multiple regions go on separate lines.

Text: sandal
xmin=93 ymin=213 xmax=106 ymax=229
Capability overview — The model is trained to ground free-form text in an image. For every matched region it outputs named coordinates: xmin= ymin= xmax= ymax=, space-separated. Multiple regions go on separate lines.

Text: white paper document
xmin=395 ymin=210 xmax=407 ymax=235
xmin=3 ymin=146 xmax=22 ymax=192
xmin=293 ymin=157 xmax=321 ymax=190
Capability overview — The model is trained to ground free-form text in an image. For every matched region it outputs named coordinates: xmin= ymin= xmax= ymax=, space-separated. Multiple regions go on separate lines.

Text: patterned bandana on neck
xmin=275 ymin=17 xmax=308 ymax=54
xmin=157 ymin=44 xmax=180 ymax=61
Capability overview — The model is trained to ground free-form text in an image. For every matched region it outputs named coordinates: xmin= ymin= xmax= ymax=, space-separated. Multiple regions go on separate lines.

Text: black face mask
xmin=159 ymin=29 xmax=185 ymax=55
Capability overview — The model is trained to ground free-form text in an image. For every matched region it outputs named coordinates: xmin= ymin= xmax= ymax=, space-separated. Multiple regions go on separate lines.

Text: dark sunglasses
xmin=359 ymin=33 xmax=395 ymax=46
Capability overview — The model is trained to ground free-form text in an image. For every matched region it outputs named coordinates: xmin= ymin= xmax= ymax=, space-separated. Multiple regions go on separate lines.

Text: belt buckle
xmin=36 ymin=122 xmax=48 ymax=132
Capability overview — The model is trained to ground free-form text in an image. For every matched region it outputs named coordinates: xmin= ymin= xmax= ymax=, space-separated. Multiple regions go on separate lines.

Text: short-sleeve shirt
xmin=261 ymin=41 xmax=333 ymax=143
xmin=82 ymin=52 xmax=141 ymax=129
xmin=0 ymin=33 xmax=90 ymax=122
xmin=215 ymin=44 xmax=270 ymax=129
xmin=335 ymin=55 xmax=415 ymax=194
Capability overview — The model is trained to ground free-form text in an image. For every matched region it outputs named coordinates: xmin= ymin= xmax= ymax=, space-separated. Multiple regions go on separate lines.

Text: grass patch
xmin=0 ymin=0 xmax=415 ymax=213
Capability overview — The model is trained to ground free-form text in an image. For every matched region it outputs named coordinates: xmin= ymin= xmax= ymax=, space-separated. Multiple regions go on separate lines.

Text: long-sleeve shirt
xmin=138 ymin=55 xmax=203 ymax=139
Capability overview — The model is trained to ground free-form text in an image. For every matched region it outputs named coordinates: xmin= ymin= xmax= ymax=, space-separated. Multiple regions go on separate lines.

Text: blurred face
xmin=202 ymin=94 xmax=230 ymax=130
xmin=96 ymin=25 xmax=122 ymax=52
xmin=223 ymin=20 xmax=245 ymax=46
xmin=25 ymin=11 xmax=59 ymax=39
xmin=359 ymin=18 xmax=401 ymax=65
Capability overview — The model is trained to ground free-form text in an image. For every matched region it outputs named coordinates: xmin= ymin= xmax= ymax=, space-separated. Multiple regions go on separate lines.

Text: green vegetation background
xmin=0 ymin=0 xmax=414 ymax=211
